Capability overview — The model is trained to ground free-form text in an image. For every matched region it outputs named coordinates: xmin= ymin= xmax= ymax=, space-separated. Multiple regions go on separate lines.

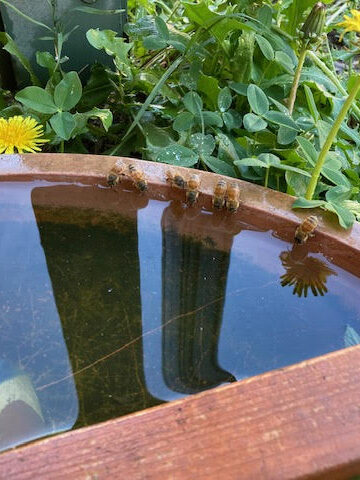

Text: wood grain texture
xmin=1 ymin=346 xmax=360 ymax=480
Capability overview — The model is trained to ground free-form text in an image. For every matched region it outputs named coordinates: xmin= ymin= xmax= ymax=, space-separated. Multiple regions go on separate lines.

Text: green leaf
xmin=202 ymin=111 xmax=223 ymax=127
xmin=50 ymin=111 xmax=76 ymax=140
xmin=156 ymin=144 xmax=199 ymax=166
xmin=243 ymin=113 xmax=267 ymax=132
xmin=183 ymin=1 xmax=251 ymax=43
xmin=247 ymin=84 xmax=269 ymax=116
xmin=229 ymin=82 xmax=248 ymax=96
xmin=322 ymin=167 xmax=351 ymax=188
xmin=326 ymin=185 xmax=352 ymax=204
xmin=277 ymin=126 xmax=298 ymax=145
xmin=0 ymin=33 xmax=40 ymax=86
xmin=297 ymin=136 xmax=317 ymax=166
xmin=223 ymin=110 xmax=242 ymax=130
xmin=317 ymin=120 xmax=332 ymax=148
xmin=264 ymin=111 xmax=299 ymax=131
xmin=85 ymin=108 xmax=113 ymax=131
xmin=292 ymin=197 xmax=326 ymax=209
xmin=255 ymin=34 xmax=274 ymax=61
xmin=143 ymin=35 xmax=168 ymax=50
xmin=78 ymin=64 xmax=113 ymax=111
xmin=218 ymin=87 xmax=232 ymax=113
xmin=274 ymin=51 xmax=295 ymax=74
xmin=235 ymin=157 xmax=267 ymax=168
xmin=72 ymin=6 xmax=125 ymax=15
xmin=202 ymin=155 xmax=236 ymax=177
xmin=36 ymin=51 xmax=56 ymax=74
xmin=54 ymin=72 xmax=82 ymax=111
xmin=286 ymin=171 xmax=309 ymax=197
xmin=155 ymin=17 xmax=169 ymax=40
xmin=183 ymin=91 xmax=203 ymax=115
xmin=198 ymin=74 xmax=221 ymax=110
xmin=304 ymin=85 xmax=320 ymax=123
xmin=325 ymin=202 xmax=355 ymax=229
xmin=173 ymin=112 xmax=194 ymax=132
xmin=15 ymin=86 xmax=58 ymax=114
xmin=189 ymin=133 xmax=215 ymax=155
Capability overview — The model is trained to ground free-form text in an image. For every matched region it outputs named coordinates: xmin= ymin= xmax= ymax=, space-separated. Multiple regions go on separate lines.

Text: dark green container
xmin=0 ymin=0 xmax=127 ymax=86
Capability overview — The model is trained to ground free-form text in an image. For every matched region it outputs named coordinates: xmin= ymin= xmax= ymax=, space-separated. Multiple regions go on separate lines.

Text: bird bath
xmin=1 ymin=153 xmax=360 ymax=479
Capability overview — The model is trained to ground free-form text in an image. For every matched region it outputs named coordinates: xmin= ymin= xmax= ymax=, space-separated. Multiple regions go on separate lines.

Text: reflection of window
xmin=161 ymin=202 xmax=237 ymax=394
xmin=280 ymin=246 xmax=337 ymax=297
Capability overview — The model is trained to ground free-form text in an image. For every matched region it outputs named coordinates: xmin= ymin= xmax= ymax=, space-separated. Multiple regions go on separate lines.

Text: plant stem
xmin=288 ymin=47 xmax=307 ymax=115
xmin=305 ymin=75 xmax=360 ymax=200
xmin=60 ymin=140 xmax=64 ymax=153
xmin=264 ymin=167 xmax=270 ymax=188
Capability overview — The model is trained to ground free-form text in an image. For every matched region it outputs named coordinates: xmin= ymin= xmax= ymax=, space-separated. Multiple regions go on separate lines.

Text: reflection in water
xmin=161 ymin=202 xmax=236 ymax=393
xmin=280 ymin=245 xmax=337 ymax=297
xmin=2 ymin=182 xmax=360 ymax=452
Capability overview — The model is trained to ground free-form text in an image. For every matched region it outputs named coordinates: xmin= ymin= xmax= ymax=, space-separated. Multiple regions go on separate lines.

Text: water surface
xmin=1 ymin=181 xmax=360 ymax=451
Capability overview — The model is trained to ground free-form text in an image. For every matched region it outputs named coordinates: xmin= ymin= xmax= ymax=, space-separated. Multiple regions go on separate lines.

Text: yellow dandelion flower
xmin=0 ymin=116 xmax=48 ymax=154
xmin=337 ymin=9 xmax=360 ymax=40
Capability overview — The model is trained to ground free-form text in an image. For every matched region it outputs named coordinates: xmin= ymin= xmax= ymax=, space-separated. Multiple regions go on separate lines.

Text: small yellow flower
xmin=0 ymin=116 xmax=48 ymax=154
xmin=337 ymin=9 xmax=360 ymax=40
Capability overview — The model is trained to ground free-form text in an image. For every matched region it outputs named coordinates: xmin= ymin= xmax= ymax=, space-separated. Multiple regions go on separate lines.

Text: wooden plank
xmin=1 ymin=346 xmax=360 ymax=479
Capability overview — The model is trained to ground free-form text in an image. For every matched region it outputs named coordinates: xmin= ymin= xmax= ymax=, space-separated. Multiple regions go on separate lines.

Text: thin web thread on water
xmin=36 ymin=281 xmax=276 ymax=392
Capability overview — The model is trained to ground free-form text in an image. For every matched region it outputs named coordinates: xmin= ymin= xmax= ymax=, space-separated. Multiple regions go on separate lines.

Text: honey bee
xmin=107 ymin=160 xmax=125 ymax=186
xmin=186 ymin=174 xmax=200 ymax=205
xmin=226 ymin=182 xmax=240 ymax=213
xmin=128 ymin=164 xmax=148 ymax=192
xmin=212 ymin=179 xmax=227 ymax=209
xmin=166 ymin=170 xmax=187 ymax=189
xmin=294 ymin=215 xmax=318 ymax=244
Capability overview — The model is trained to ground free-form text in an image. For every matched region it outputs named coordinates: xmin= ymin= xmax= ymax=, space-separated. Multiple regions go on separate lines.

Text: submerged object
xmin=294 ymin=215 xmax=318 ymax=244
xmin=0 ymin=359 xmax=45 ymax=450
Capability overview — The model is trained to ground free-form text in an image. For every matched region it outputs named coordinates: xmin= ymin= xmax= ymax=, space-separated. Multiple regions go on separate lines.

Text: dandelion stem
xmin=264 ymin=167 xmax=270 ymax=189
xmin=305 ymin=75 xmax=360 ymax=200
xmin=288 ymin=47 xmax=307 ymax=115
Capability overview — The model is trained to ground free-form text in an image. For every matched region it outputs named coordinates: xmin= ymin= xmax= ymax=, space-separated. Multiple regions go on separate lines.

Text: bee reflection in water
xmin=279 ymin=245 xmax=337 ymax=298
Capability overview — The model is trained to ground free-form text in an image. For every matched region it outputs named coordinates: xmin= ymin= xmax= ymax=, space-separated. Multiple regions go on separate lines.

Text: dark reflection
xmin=160 ymin=202 xmax=238 ymax=393
xmin=32 ymin=185 xmax=162 ymax=429
xmin=280 ymin=244 xmax=337 ymax=297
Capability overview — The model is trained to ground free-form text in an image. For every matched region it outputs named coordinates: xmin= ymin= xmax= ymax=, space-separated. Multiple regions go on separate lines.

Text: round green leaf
xmin=202 ymin=155 xmax=236 ymax=177
xmin=54 ymin=72 xmax=82 ymax=111
xmin=173 ymin=112 xmax=194 ymax=132
xmin=218 ymin=87 xmax=232 ymax=113
xmin=243 ymin=113 xmax=267 ymax=132
xmin=183 ymin=91 xmax=203 ymax=115
xmin=247 ymin=84 xmax=269 ymax=116
xmin=156 ymin=145 xmax=199 ymax=166
xmin=50 ymin=111 xmax=76 ymax=140
xmin=189 ymin=133 xmax=215 ymax=155
xmin=15 ymin=86 xmax=58 ymax=114
xmin=255 ymin=34 xmax=274 ymax=61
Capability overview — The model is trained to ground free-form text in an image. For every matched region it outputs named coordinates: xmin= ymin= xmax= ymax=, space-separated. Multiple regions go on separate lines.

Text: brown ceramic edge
xmin=1 ymin=153 xmax=360 ymax=250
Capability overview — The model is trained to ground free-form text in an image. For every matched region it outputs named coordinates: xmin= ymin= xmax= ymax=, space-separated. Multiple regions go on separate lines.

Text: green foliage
xmin=2 ymin=0 xmax=360 ymax=228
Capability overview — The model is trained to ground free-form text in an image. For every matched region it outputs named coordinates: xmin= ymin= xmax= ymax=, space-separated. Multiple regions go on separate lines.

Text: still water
xmin=1 ymin=180 xmax=360 ymax=451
